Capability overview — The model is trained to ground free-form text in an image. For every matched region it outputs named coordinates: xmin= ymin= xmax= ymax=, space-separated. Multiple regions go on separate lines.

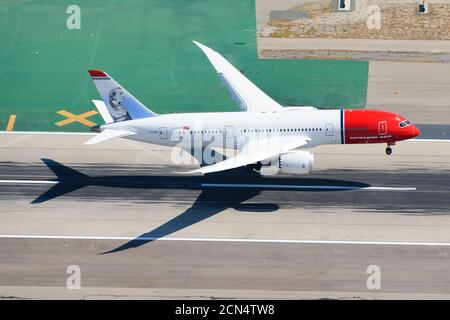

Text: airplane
xmin=84 ymin=41 xmax=420 ymax=175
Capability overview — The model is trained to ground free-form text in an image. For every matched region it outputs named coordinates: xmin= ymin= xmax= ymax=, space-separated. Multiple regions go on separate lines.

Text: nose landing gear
xmin=385 ymin=147 xmax=392 ymax=155
xmin=385 ymin=142 xmax=395 ymax=155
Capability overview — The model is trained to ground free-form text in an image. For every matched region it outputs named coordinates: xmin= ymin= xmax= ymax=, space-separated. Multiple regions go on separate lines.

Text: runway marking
xmin=55 ymin=110 xmax=98 ymax=127
xmin=410 ymin=139 xmax=450 ymax=142
xmin=0 ymin=180 xmax=58 ymax=185
xmin=0 ymin=180 xmax=415 ymax=191
xmin=363 ymin=186 xmax=416 ymax=191
xmin=6 ymin=115 xmax=16 ymax=131
xmin=201 ymin=183 xmax=416 ymax=191
xmin=0 ymin=234 xmax=449 ymax=247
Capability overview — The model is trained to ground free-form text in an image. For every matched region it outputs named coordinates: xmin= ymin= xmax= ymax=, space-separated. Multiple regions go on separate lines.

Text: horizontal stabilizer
xmin=84 ymin=129 xmax=136 ymax=145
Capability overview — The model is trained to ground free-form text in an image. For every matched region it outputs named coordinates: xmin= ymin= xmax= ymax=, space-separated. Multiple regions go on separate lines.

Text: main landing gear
xmin=246 ymin=161 xmax=263 ymax=172
xmin=385 ymin=142 xmax=395 ymax=155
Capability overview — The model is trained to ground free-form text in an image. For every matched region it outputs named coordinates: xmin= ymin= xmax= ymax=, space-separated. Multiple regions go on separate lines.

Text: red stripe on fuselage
xmin=344 ymin=110 xmax=403 ymax=144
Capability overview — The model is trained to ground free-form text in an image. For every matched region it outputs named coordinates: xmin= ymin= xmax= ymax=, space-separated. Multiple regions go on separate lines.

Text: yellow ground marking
xmin=6 ymin=115 xmax=16 ymax=131
xmin=55 ymin=110 xmax=98 ymax=127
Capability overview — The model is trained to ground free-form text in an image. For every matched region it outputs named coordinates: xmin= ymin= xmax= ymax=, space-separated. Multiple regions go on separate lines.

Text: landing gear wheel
xmin=246 ymin=162 xmax=262 ymax=172
xmin=385 ymin=147 xmax=392 ymax=155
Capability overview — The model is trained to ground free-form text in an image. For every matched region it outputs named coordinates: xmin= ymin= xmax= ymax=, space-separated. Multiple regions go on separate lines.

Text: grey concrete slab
xmin=367 ymin=61 xmax=450 ymax=125
xmin=416 ymin=124 xmax=450 ymax=139
xmin=0 ymin=239 xmax=450 ymax=298
xmin=1 ymin=134 xmax=450 ymax=299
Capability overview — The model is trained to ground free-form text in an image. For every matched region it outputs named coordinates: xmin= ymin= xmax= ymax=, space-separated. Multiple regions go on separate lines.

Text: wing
xmin=84 ymin=129 xmax=136 ymax=145
xmin=193 ymin=41 xmax=284 ymax=113
xmin=186 ymin=137 xmax=309 ymax=174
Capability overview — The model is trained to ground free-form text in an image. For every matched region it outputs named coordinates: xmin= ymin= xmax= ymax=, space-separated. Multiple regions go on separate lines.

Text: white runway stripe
xmin=0 ymin=234 xmax=448 ymax=247
xmin=410 ymin=138 xmax=450 ymax=142
xmin=364 ymin=186 xmax=416 ymax=191
xmin=201 ymin=183 xmax=416 ymax=191
xmin=0 ymin=180 xmax=58 ymax=184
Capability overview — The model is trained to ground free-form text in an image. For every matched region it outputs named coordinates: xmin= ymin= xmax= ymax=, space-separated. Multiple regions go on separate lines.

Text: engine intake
xmin=278 ymin=151 xmax=314 ymax=174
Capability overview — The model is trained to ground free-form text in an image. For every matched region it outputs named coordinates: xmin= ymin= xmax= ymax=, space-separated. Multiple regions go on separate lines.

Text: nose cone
xmin=411 ymin=125 xmax=421 ymax=138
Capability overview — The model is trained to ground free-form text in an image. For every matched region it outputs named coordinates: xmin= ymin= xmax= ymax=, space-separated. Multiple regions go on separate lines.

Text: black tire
xmin=386 ymin=147 xmax=392 ymax=155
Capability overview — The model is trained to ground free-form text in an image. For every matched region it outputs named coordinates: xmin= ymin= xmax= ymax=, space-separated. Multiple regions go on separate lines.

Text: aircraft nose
xmin=411 ymin=125 xmax=421 ymax=138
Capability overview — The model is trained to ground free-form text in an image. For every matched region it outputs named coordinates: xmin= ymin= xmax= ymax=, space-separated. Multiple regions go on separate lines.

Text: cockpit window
xmin=399 ymin=120 xmax=412 ymax=128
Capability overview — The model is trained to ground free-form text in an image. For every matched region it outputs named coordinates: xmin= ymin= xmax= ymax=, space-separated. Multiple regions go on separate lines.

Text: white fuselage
xmin=103 ymin=109 xmax=343 ymax=150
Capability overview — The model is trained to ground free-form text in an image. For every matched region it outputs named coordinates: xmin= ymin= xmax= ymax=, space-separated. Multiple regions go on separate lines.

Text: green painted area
xmin=0 ymin=0 xmax=368 ymax=132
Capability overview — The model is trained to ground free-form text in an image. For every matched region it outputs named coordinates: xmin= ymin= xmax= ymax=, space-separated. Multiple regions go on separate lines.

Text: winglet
xmin=192 ymin=40 xmax=224 ymax=73
xmin=192 ymin=40 xmax=208 ymax=52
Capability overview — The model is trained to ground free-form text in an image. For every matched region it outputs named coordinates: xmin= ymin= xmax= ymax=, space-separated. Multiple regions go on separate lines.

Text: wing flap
xmin=84 ymin=129 xmax=136 ymax=145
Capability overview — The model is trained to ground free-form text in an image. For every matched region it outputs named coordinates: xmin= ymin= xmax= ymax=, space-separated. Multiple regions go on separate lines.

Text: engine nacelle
xmin=278 ymin=151 xmax=314 ymax=174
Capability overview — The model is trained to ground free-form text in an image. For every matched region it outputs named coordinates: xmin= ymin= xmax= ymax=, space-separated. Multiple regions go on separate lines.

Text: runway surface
xmin=1 ymin=133 xmax=450 ymax=299
xmin=1 ymin=161 xmax=449 ymax=215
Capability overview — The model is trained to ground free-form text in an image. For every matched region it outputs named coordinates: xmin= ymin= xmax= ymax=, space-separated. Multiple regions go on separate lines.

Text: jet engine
xmin=277 ymin=151 xmax=314 ymax=174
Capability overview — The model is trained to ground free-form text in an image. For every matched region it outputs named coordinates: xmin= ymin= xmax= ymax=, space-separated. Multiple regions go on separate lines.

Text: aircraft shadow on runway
xmin=33 ymin=159 xmax=369 ymax=254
